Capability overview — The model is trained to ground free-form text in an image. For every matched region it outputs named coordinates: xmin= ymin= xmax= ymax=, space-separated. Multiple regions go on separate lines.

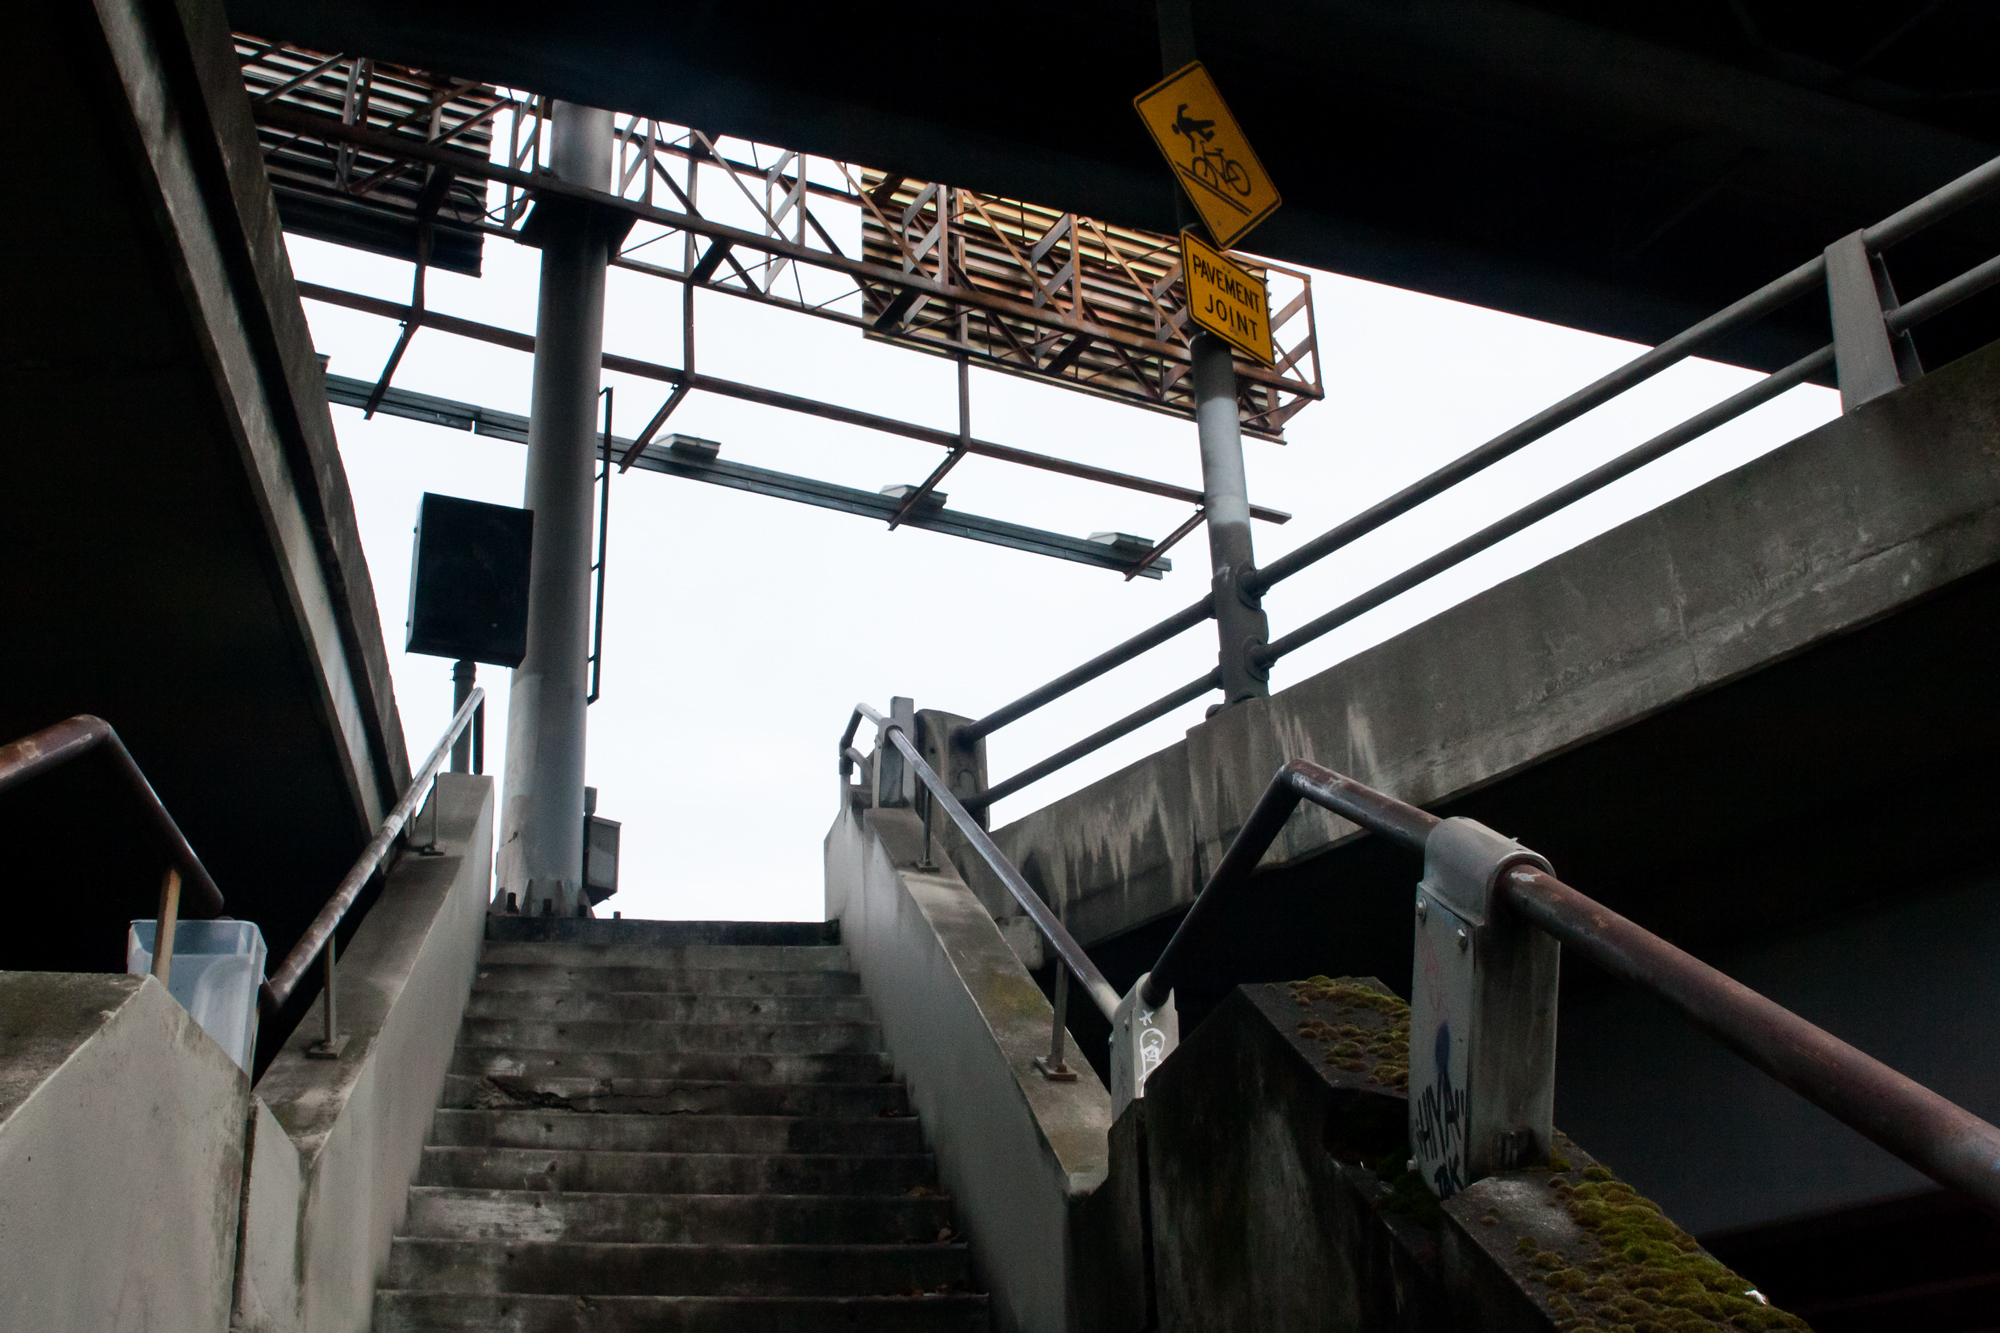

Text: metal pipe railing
xmin=972 ymin=670 xmax=1220 ymax=810
xmin=1138 ymin=756 xmax=2000 ymax=1216
xmin=1253 ymin=343 xmax=1834 ymax=666
xmin=966 ymin=145 xmax=2000 ymax=809
xmin=960 ymin=594 xmax=1215 ymax=743
xmin=0 ymin=715 xmax=226 ymax=919
xmin=261 ymin=688 xmax=485 ymax=1036
xmin=843 ymin=703 xmax=1121 ymax=1027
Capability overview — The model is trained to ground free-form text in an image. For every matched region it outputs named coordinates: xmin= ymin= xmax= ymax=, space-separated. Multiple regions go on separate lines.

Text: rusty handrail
xmin=0 ymin=715 xmax=224 ymax=917
xmin=261 ymin=687 xmax=483 ymax=1015
xmin=1141 ymin=756 xmax=2000 ymax=1218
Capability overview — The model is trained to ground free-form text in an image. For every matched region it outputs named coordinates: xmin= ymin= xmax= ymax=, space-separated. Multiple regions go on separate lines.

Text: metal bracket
xmin=1409 ymin=817 xmax=1557 ymax=1198
xmin=873 ymin=697 xmax=919 ymax=808
xmin=1110 ymin=971 xmax=1179 ymax=1114
xmin=1826 ymin=231 xmax=1921 ymax=413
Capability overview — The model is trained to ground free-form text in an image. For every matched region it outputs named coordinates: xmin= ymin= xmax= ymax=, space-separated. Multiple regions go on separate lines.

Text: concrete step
xmin=401 ymin=1189 xmax=959 ymax=1245
xmin=430 ymin=1110 xmax=924 ymax=1156
xmin=474 ymin=963 xmax=863 ymax=997
xmin=417 ymin=1147 xmax=937 ymax=1195
xmin=463 ymin=990 xmax=876 ymax=1023
xmin=450 ymin=1047 xmax=895 ymax=1084
xmin=479 ymin=942 xmax=852 ymax=971
xmin=488 ymin=918 xmax=842 ymax=949
xmin=440 ymin=1075 xmax=912 ymax=1119
xmin=456 ymin=1018 xmax=881 ymax=1056
xmin=384 ymin=1239 xmax=973 ymax=1297
xmin=372 ymin=1291 xmax=991 ymax=1332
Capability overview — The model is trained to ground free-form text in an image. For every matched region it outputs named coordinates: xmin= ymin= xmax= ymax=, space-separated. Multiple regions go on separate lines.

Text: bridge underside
xmin=2 ymin=0 xmax=406 ymax=1048
xmin=227 ymin=0 xmax=2000 ymax=373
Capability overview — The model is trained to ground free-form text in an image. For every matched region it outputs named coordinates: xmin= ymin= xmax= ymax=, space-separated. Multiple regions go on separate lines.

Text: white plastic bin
xmin=127 ymin=919 xmax=267 ymax=1073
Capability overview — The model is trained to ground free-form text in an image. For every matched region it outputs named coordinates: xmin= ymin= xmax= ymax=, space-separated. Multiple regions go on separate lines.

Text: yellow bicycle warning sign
xmin=1133 ymin=61 xmax=1281 ymax=251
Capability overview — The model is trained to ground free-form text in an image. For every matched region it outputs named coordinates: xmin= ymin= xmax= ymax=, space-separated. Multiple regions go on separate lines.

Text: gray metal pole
xmin=1156 ymin=0 xmax=1269 ymax=704
xmin=1192 ymin=333 xmax=1270 ymax=703
xmin=498 ymin=101 xmax=613 ymax=919
xmin=450 ymin=658 xmax=475 ymax=774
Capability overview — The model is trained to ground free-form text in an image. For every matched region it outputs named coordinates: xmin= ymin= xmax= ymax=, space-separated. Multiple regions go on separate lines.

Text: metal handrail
xmin=261 ymin=687 xmax=485 ymax=1019
xmin=842 ymin=703 xmax=1121 ymax=1026
xmin=964 ymin=146 xmax=2000 ymax=806
xmin=0 ymin=714 xmax=225 ymax=918
xmin=1141 ymin=757 xmax=2000 ymax=1217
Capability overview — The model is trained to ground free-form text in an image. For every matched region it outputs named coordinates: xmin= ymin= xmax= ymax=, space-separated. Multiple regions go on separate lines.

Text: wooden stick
xmin=151 ymin=867 xmax=181 ymax=987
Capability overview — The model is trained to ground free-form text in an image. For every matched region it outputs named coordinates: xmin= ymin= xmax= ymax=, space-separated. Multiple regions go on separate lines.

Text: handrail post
xmin=1035 ymin=897 xmax=1078 ymax=1082
xmin=150 ymin=867 xmax=182 ymax=988
xmin=1409 ymin=818 xmax=1559 ymax=1199
xmin=307 ymin=937 xmax=349 ymax=1060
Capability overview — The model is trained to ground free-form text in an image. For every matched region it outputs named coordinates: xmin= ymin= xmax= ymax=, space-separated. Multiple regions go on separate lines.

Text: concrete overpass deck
xmin=2 ymin=0 xmax=408 ymax=1049
xmin=980 ymin=331 xmax=2000 ymax=1307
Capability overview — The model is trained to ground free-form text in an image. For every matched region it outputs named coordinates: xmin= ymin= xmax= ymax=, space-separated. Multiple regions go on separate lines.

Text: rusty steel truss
xmin=857 ymin=174 xmax=1319 ymax=440
xmin=237 ymin=36 xmax=504 ymax=275
xmin=236 ymin=37 xmax=1322 ymax=444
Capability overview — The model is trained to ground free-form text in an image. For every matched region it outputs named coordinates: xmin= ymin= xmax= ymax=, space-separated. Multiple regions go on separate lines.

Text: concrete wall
xmin=236 ymin=774 xmax=493 ymax=1332
xmin=0 ymin=972 xmax=252 ymax=1332
xmin=989 ymin=338 xmax=2000 ymax=948
xmin=826 ymin=804 xmax=1116 ymax=1333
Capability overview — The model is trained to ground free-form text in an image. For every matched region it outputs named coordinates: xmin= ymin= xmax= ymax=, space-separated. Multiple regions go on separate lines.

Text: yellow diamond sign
xmin=1134 ymin=61 xmax=1281 ymax=251
xmin=1180 ymin=231 xmax=1273 ymax=364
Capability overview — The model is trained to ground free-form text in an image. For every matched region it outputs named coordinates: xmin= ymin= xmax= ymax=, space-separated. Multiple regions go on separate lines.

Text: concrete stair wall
xmin=372 ymin=916 xmax=989 ymax=1331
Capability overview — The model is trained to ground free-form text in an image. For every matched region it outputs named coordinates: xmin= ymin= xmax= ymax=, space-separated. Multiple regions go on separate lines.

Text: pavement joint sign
xmin=1134 ymin=61 xmax=1281 ymax=251
xmin=1180 ymin=231 xmax=1274 ymax=364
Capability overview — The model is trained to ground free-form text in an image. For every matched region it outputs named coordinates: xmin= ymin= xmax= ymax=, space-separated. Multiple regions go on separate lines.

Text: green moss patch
xmin=1282 ymin=976 xmax=1411 ymax=1091
xmin=1509 ymin=1148 xmax=1809 ymax=1332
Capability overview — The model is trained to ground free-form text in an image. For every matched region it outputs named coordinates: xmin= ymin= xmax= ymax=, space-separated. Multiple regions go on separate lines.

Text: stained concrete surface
xmin=237 ymin=774 xmax=493 ymax=1333
xmin=0 ymin=972 xmax=252 ymax=1333
xmin=827 ymin=803 xmax=1116 ymax=1333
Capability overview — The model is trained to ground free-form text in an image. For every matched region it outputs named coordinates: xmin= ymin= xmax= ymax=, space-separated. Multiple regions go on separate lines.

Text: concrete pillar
xmin=498 ymin=102 xmax=613 ymax=917
xmin=1193 ymin=332 xmax=1271 ymax=703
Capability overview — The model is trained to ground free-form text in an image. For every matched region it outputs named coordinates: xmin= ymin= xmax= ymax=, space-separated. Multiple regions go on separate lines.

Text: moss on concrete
xmin=1506 ymin=1148 xmax=1809 ymax=1332
xmin=1283 ymin=976 xmax=1410 ymax=1090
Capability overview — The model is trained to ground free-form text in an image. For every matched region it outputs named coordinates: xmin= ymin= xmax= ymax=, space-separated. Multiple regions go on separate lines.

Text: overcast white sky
xmin=292 ymin=123 xmax=1838 ymax=922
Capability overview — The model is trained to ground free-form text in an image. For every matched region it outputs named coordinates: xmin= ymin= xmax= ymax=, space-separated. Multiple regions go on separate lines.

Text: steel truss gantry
xmin=233 ymin=33 xmax=1313 ymax=577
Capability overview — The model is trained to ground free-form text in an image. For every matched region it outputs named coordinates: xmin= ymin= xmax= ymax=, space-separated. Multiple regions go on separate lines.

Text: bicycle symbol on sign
xmin=1171 ymin=103 xmax=1252 ymax=207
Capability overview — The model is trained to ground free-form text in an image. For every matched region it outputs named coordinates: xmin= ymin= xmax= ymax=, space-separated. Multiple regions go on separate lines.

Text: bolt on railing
xmin=263 ymin=687 xmax=485 ymax=1058
xmin=842 ymin=702 xmax=1121 ymax=1083
xmin=960 ymin=147 xmax=2000 ymax=814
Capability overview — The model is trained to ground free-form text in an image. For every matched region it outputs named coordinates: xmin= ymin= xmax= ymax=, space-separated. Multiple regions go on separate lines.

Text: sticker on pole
xmin=1133 ymin=61 xmax=1281 ymax=251
xmin=1180 ymin=231 xmax=1274 ymax=364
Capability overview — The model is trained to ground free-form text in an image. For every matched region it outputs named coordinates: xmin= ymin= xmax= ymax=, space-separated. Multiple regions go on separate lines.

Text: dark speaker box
xmin=406 ymin=493 xmax=533 ymax=666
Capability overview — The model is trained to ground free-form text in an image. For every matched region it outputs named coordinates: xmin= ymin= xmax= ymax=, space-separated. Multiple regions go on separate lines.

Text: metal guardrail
xmin=0 ymin=714 xmax=226 ymax=989
xmin=843 ymin=707 xmax=2000 ymax=1207
xmin=1135 ymin=758 xmax=2000 ymax=1213
xmin=962 ymin=150 xmax=2000 ymax=810
xmin=842 ymin=703 xmax=1120 ymax=1082
xmin=261 ymin=688 xmax=484 ymax=1058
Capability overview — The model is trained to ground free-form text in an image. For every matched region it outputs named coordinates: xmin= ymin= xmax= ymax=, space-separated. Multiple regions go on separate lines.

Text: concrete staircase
xmin=373 ymin=917 xmax=988 ymax=1332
